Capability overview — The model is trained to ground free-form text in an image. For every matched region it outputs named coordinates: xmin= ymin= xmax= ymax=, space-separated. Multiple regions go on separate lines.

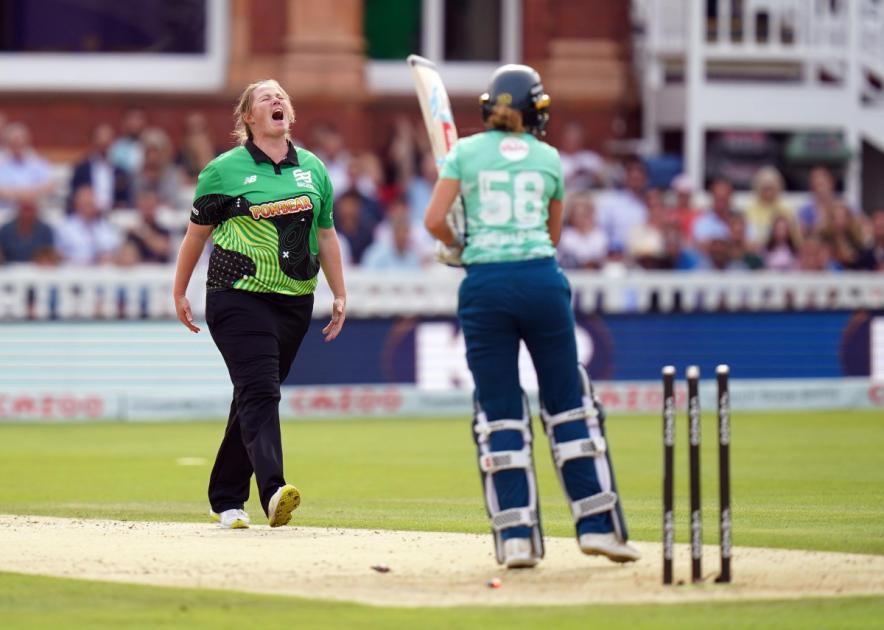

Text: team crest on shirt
xmin=292 ymin=169 xmax=314 ymax=189
xmin=249 ymin=195 xmax=314 ymax=220
xmin=499 ymin=137 xmax=529 ymax=161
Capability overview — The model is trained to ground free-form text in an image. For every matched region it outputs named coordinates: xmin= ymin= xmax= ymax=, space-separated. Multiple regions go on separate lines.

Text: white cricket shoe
xmin=267 ymin=484 xmax=301 ymax=528
xmin=579 ymin=532 xmax=641 ymax=563
xmin=217 ymin=508 xmax=250 ymax=529
xmin=502 ymin=537 xmax=538 ymax=569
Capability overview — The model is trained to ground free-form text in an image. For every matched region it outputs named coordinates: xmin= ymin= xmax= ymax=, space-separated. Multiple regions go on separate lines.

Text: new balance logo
xmin=292 ymin=169 xmax=314 ymax=189
xmin=244 ymin=175 xmax=257 ymax=185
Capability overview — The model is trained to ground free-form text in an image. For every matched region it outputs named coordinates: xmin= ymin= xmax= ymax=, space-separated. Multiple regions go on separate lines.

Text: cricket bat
xmin=407 ymin=54 xmax=465 ymax=266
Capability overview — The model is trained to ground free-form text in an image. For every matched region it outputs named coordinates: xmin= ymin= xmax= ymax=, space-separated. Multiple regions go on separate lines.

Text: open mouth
xmin=272 ymin=108 xmax=284 ymax=121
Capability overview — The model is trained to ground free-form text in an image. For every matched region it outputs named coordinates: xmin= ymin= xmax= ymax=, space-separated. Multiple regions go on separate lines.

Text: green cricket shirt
xmin=190 ymin=140 xmax=334 ymax=295
xmin=440 ymin=130 xmax=564 ymax=264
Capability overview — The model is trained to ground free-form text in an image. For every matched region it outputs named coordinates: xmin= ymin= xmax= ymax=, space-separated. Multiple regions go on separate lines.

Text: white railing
xmin=634 ymin=0 xmax=883 ymax=97
xmin=635 ymin=0 xmax=871 ymax=61
xmin=860 ymin=0 xmax=884 ymax=95
xmin=633 ymin=0 xmax=884 ymax=202
xmin=0 ymin=264 xmax=881 ymax=320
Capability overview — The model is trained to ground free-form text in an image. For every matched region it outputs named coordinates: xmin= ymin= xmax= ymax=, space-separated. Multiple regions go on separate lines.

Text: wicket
xmin=716 ymin=364 xmax=732 ymax=583
xmin=661 ymin=364 xmax=732 ymax=585
xmin=661 ymin=366 xmax=675 ymax=585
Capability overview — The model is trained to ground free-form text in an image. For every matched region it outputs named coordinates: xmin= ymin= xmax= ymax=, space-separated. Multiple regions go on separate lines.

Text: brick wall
xmin=0 ymin=0 xmax=637 ymax=160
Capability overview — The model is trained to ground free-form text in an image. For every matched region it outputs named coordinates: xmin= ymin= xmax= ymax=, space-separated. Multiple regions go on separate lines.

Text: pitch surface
xmin=2 ymin=515 xmax=881 ymax=607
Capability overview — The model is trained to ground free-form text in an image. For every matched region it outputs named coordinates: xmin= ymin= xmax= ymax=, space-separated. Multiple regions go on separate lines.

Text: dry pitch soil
xmin=1 ymin=515 xmax=882 ymax=607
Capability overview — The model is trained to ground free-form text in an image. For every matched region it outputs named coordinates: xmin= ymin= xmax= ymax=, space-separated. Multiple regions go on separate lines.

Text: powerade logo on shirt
xmin=499 ymin=137 xmax=529 ymax=161
xmin=249 ymin=195 xmax=314 ymax=220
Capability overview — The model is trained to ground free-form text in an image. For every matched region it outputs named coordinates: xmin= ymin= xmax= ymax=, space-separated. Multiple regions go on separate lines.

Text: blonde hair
xmin=232 ymin=79 xmax=295 ymax=145
xmin=485 ymin=105 xmax=525 ymax=133
xmin=752 ymin=166 xmax=784 ymax=195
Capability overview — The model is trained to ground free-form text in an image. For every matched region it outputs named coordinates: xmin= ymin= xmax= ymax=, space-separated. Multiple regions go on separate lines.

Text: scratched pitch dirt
xmin=1 ymin=515 xmax=882 ymax=607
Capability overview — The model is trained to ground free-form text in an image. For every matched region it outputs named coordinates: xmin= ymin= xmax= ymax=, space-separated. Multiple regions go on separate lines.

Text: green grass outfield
xmin=0 ymin=409 xmax=882 ymax=628
xmin=2 ymin=573 xmax=883 ymax=630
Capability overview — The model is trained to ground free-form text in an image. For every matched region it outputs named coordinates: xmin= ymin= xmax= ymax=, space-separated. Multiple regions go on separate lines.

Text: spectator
xmin=817 ymin=201 xmax=865 ymax=269
xmin=113 ymin=240 xmax=142 ymax=267
xmin=744 ymin=166 xmax=797 ymax=246
xmin=347 ymin=152 xmax=382 ymax=199
xmin=56 ymin=185 xmax=121 ymax=264
xmin=345 ymin=152 xmax=386 ymax=220
xmin=705 ymin=233 xmax=747 ymax=272
xmin=856 ymin=209 xmax=884 ymax=271
xmin=361 ymin=212 xmax=424 ymax=270
xmin=669 ymin=174 xmax=701 ymax=242
xmin=0 ymin=123 xmax=54 ymax=210
xmin=797 ymin=166 xmax=839 ymax=235
xmin=69 ymin=123 xmax=133 ymax=213
xmin=557 ymin=192 xmax=607 ymax=269
xmin=124 ymin=190 xmax=173 ymax=263
xmin=797 ymin=234 xmax=839 ymax=271
xmin=312 ymin=123 xmax=351 ymax=197
xmin=334 ymin=188 xmax=377 ymax=264
xmin=132 ymin=128 xmax=181 ymax=209
xmin=0 ymin=196 xmax=56 ymax=264
xmin=388 ymin=117 xmax=421 ymax=186
xmin=371 ymin=197 xmax=433 ymax=259
xmin=177 ymin=112 xmax=218 ymax=182
xmin=595 ymin=157 xmax=648 ymax=250
xmin=404 ymin=152 xmax=438 ymax=225
xmin=693 ymin=179 xmax=740 ymax=254
xmin=109 ymin=109 xmax=147 ymax=174
xmin=728 ymin=213 xmax=764 ymax=270
xmin=388 ymin=117 xmax=437 ymax=216
xmin=660 ymin=219 xmax=704 ymax=270
xmin=763 ymin=215 xmax=800 ymax=271
xmin=559 ymin=121 xmax=605 ymax=193
xmin=628 ymin=189 xmax=667 ymax=268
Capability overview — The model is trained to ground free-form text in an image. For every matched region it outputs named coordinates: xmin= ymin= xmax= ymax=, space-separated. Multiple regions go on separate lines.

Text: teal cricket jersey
xmin=439 ymin=130 xmax=564 ymax=264
xmin=190 ymin=140 xmax=333 ymax=295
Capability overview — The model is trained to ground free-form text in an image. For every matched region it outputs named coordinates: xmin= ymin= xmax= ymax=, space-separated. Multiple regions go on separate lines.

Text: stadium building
xmin=0 ymin=1 xmax=882 ymax=418
xmin=0 ymin=4 xmax=882 ymax=623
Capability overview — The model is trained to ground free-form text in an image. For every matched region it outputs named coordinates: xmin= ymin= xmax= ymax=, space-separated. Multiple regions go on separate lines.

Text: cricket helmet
xmin=480 ymin=64 xmax=550 ymax=136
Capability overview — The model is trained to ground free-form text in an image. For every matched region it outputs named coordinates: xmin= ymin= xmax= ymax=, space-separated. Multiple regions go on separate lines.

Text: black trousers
xmin=205 ymin=288 xmax=313 ymax=515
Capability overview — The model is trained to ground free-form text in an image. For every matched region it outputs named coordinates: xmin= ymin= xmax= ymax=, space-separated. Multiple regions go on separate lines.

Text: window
xmin=364 ymin=0 xmax=422 ymax=60
xmin=0 ymin=0 xmax=206 ymax=53
xmin=0 ymin=0 xmax=227 ymax=92
xmin=444 ymin=0 xmax=501 ymax=61
xmin=365 ymin=0 xmax=521 ymax=94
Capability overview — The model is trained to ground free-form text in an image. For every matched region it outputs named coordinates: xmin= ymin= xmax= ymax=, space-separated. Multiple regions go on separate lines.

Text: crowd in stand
xmin=0 ymin=110 xmax=881 ymax=273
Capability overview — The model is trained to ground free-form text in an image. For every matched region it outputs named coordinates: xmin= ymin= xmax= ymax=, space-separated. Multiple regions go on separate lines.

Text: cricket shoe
xmin=502 ymin=537 xmax=538 ymax=569
xmin=268 ymin=484 xmax=301 ymax=527
xmin=579 ymin=532 xmax=641 ymax=563
xmin=217 ymin=509 xmax=250 ymax=529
